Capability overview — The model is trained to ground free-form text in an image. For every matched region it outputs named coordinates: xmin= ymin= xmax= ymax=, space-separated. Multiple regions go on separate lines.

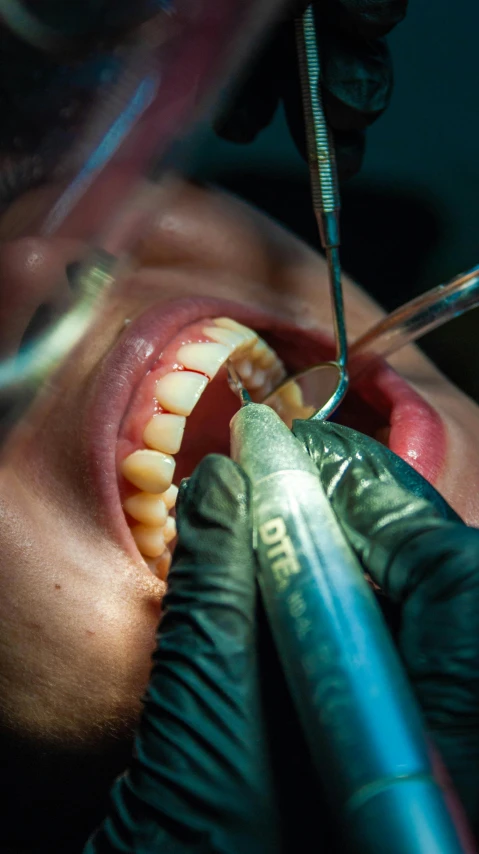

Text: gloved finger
xmin=389 ymin=523 xmax=479 ymax=826
xmin=319 ymin=29 xmax=393 ymax=130
xmin=321 ymin=0 xmax=408 ymax=39
xmin=87 ymin=455 xmax=279 ymax=853
xmin=292 ymin=420 xmax=460 ymax=588
xmin=280 ymin=20 xmax=387 ymax=178
xmin=292 ymin=420 xmax=479 ymax=828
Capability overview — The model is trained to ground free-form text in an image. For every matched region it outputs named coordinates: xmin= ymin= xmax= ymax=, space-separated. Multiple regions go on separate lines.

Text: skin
xmin=1 ymin=179 xmax=479 ymax=847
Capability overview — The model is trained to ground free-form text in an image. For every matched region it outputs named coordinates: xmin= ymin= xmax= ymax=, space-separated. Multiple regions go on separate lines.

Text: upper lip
xmin=84 ymin=293 xmax=447 ymax=557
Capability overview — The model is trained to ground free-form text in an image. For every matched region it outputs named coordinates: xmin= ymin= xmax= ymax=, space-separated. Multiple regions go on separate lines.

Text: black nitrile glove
xmin=215 ymin=1 xmax=407 ymax=179
xmin=293 ymin=419 xmax=479 ymax=833
xmin=85 ymin=455 xmax=281 ymax=854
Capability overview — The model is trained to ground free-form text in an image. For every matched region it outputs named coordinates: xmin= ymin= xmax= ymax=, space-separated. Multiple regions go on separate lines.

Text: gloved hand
xmin=292 ymin=419 xmax=479 ymax=834
xmin=215 ymin=1 xmax=408 ymax=179
xmin=84 ymin=456 xmax=281 ymax=854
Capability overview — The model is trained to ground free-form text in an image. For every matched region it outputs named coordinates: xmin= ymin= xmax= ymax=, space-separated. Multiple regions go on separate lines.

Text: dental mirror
xmin=271 ymin=6 xmax=349 ymax=426
xmin=262 ymin=361 xmax=347 ymax=427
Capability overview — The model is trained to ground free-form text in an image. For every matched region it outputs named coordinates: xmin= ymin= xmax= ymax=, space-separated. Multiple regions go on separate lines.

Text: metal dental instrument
xmin=263 ymin=6 xmax=348 ymax=422
xmin=227 ymin=363 xmax=468 ymax=854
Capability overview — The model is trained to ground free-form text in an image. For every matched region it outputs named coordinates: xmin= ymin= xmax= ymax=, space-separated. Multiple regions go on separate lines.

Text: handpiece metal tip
xmin=227 ymin=361 xmax=252 ymax=406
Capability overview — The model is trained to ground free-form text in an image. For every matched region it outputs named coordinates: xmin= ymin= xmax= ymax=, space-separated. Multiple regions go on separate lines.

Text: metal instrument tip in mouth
xmin=227 ymin=361 xmax=252 ymax=406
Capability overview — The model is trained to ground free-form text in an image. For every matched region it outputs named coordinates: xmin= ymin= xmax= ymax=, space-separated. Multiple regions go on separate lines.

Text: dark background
xmin=190 ymin=0 xmax=479 ymax=400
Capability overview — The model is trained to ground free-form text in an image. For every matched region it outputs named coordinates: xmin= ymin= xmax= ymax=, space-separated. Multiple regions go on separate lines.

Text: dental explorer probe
xmin=227 ymin=364 xmax=469 ymax=854
xmin=294 ymin=6 xmax=348 ymax=421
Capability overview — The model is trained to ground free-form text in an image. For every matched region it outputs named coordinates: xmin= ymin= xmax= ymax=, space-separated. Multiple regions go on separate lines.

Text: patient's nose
xmin=0 ymin=237 xmax=83 ymax=358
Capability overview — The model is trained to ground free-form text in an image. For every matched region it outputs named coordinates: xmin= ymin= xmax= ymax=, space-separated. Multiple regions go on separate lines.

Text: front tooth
xmin=143 ymin=413 xmax=186 ymax=454
xmin=160 ymin=483 xmax=178 ymax=510
xmin=131 ymin=524 xmax=165 ymax=558
xmin=203 ymin=326 xmax=247 ymax=350
xmin=123 ymin=492 xmax=168 ymax=526
xmin=214 ymin=318 xmax=257 ymax=345
xmin=163 ymin=516 xmax=177 ymax=544
xmin=177 ymin=342 xmax=231 ymax=378
xmin=155 ymin=371 xmax=208 ymax=416
xmin=121 ymin=449 xmax=175 ymax=493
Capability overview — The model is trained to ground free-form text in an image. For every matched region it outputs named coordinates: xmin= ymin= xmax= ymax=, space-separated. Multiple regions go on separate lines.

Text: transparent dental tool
xmin=0 ymin=0 xmax=285 ymax=431
xmin=349 ymin=263 xmax=479 ymax=378
xmin=264 ymin=263 xmax=479 ymax=427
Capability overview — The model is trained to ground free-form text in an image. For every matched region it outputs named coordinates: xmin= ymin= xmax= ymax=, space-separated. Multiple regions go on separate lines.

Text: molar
xmin=248 ymin=369 xmax=267 ymax=390
xmin=177 ymin=342 xmax=232 ymax=379
xmin=143 ymin=413 xmax=186 ymax=454
xmin=131 ymin=524 xmax=165 ymax=558
xmin=123 ymin=492 xmax=168 ymax=526
xmin=155 ymin=371 xmax=208 ymax=416
xmin=121 ymin=449 xmax=175 ymax=493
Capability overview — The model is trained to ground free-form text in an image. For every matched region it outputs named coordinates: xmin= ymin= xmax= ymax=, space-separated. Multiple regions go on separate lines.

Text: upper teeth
xmin=120 ymin=316 xmax=289 ymax=572
xmin=120 ymin=448 xmax=176 ymax=494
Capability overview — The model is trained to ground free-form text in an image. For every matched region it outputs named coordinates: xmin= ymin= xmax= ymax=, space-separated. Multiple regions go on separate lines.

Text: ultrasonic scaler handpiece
xmin=228 ymin=397 xmax=468 ymax=853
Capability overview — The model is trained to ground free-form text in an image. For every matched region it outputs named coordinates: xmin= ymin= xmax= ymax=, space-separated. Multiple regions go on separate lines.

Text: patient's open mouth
xmin=87 ymin=297 xmax=446 ymax=581
xmin=117 ymin=315 xmax=289 ymax=576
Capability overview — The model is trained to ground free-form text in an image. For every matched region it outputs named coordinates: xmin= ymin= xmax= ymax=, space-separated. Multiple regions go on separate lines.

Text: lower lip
xmin=352 ymin=361 xmax=446 ymax=484
xmin=85 ymin=297 xmax=446 ymax=553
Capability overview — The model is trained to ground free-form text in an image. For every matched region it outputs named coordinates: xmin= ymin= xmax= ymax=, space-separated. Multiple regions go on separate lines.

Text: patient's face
xmin=0 ymin=180 xmax=478 ymax=840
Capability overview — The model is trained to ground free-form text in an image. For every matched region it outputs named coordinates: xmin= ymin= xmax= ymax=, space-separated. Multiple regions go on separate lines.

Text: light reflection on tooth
xmin=124 ymin=492 xmax=168 ymax=526
xmin=160 ymin=483 xmax=178 ymax=510
xmin=203 ymin=326 xmax=246 ymax=349
xmin=121 ymin=449 xmax=175 ymax=493
xmin=163 ymin=516 xmax=177 ymax=544
xmin=234 ymin=358 xmax=253 ymax=380
xmin=143 ymin=413 xmax=186 ymax=454
xmin=131 ymin=524 xmax=165 ymax=558
xmin=155 ymin=371 xmax=208 ymax=416
xmin=177 ymin=342 xmax=232 ymax=378
xmin=248 ymin=369 xmax=267 ymax=390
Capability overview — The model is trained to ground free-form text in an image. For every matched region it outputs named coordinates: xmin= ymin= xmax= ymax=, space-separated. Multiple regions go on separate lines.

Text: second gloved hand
xmin=293 ymin=419 xmax=479 ymax=836
xmin=215 ymin=0 xmax=408 ymax=178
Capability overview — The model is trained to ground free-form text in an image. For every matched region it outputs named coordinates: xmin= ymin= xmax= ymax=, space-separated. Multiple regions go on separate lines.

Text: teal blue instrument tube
xmin=230 ymin=403 xmax=471 ymax=854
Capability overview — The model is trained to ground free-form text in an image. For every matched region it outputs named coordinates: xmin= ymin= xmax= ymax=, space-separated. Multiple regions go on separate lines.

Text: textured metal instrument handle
xmin=295 ymin=5 xmax=340 ymax=247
